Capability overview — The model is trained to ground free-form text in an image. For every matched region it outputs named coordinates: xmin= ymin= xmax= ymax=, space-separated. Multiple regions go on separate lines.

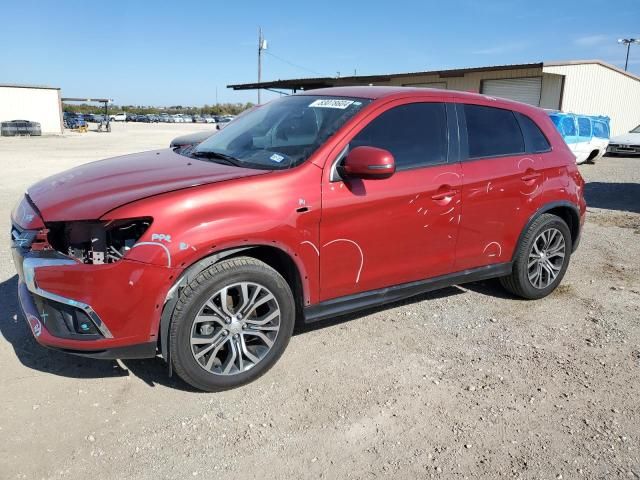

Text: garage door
xmin=481 ymin=77 xmax=542 ymax=106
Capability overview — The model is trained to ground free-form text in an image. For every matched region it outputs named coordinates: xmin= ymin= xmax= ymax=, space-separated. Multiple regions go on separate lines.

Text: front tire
xmin=169 ymin=257 xmax=295 ymax=392
xmin=500 ymin=214 xmax=572 ymax=299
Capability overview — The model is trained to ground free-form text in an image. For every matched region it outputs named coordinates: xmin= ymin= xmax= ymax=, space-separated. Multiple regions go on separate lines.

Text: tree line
xmin=63 ymin=102 xmax=255 ymax=116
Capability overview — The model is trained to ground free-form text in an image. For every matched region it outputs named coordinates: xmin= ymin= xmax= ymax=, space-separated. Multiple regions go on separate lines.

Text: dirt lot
xmin=1 ymin=124 xmax=639 ymax=480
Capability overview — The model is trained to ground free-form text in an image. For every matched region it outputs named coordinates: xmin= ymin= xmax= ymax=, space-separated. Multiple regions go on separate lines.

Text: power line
xmin=264 ymin=50 xmax=326 ymax=77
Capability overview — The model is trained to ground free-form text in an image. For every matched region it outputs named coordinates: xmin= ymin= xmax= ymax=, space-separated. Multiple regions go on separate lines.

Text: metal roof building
xmin=0 ymin=84 xmax=63 ymax=134
xmin=229 ymin=60 xmax=640 ymax=136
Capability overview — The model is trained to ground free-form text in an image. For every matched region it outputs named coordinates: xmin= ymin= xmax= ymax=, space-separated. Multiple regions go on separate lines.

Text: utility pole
xmin=258 ymin=28 xmax=267 ymax=104
xmin=618 ymin=38 xmax=639 ymax=71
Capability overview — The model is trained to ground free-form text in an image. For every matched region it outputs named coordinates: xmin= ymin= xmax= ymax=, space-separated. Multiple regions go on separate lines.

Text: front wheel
xmin=169 ymin=257 xmax=295 ymax=392
xmin=500 ymin=214 xmax=572 ymax=299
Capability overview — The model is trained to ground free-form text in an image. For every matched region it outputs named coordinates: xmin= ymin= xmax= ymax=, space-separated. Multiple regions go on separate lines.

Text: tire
xmin=169 ymin=256 xmax=295 ymax=391
xmin=500 ymin=214 xmax=572 ymax=300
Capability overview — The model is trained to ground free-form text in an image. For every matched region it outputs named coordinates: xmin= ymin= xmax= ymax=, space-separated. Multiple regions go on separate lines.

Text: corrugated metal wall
xmin=376 ymin=67 xmax=545 ymax=93
xmin=543 ymin=63 xmax=640 ymax=135
xmin=0 ymin=87 xmax=63 ymax=134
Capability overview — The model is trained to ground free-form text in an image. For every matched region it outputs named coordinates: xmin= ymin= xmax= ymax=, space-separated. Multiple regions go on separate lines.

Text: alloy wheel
xmin=527 ymin=227 xmax=566 ymax=289
xmin=190 ymin=282 xmax=281 ymax=375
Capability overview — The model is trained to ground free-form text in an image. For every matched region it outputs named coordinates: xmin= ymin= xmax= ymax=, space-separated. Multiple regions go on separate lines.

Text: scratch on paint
xmin=300 ymin=240 xmax=319 ymax=256
xmin=131 ymin=242 xmax=172 ymax=267
xmin=323 ymin=239 xmax=364 ymax=283
xmin=482 ymin=241 xmax=502 ymax=258
xmin=440 ymin=207 xmax=454 ymax=216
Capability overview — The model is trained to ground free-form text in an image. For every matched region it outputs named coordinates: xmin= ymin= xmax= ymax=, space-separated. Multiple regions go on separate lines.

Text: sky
xmin=1 ymin=0 xmax=639 ymax=106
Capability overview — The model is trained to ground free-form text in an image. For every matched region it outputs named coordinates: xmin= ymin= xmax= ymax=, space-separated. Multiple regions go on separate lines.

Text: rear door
xmin=319 ymin=100 xmax=462 ymax=301
xmin=454 ymin=102 xmax=547 ymax=271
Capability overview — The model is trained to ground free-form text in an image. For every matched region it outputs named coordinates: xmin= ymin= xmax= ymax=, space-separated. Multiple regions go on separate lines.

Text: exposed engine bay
xmin=46 ymin=218 xmax=152 ymax=264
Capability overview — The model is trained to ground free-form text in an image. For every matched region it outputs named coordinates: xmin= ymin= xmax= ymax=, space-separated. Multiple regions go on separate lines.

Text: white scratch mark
xmin=482 ymin=242 xmax=502 ymax=258
xmin=486 ymin=182 xmax=492 ymax=193
xmin=423 ymin=224 xmax=430 ymax=229
xmin=300 ymin=240 xmax=319 ymax=256
xmin=131 ymin=242 xmax=172 ymax=267
xmin=323 ymin=239 xmax=364 ymax=283
xmin=417 ymin=207 xmax=422 ymax=213
xmin=440 ymin=207 xmax=455 ymax=216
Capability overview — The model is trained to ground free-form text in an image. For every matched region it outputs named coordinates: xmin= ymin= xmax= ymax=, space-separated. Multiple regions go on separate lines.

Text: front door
xmin=318 ymin=100 xmax=462 ymax=301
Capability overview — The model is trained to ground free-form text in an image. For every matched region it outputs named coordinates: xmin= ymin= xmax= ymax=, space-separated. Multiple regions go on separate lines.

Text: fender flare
xmin=512 ymin=201 xmax=581 ymax=262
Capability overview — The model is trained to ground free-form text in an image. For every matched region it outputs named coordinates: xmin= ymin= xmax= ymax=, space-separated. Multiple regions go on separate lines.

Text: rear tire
xmin=169 ymin=256 xmax=295 ymax=392
xmin=500 ymin=214 xmax=572 ymax=299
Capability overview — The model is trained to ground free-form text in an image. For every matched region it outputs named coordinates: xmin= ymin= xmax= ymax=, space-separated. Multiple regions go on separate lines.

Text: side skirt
xmin=304 ymin=262 xmax=512 ymax=323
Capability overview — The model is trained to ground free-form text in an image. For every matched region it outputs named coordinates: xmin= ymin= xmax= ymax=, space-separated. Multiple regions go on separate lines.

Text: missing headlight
xmin=47 ymin=218 xmax=152 ymax=264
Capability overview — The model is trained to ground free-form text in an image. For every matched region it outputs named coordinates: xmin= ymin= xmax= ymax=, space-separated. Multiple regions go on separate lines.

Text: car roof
xmin=295 ymin=85 xmax=540 ymax=113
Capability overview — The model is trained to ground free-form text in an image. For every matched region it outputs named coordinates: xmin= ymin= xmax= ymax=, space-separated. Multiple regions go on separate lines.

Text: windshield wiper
xmin=191 ymin=150 xmax=243 ymax=167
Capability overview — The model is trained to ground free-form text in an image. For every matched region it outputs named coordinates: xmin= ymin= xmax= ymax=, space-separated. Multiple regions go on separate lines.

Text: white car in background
xmin=548 ymin=112 xmax=611 ymax=164
xmin=607 ymin=124 xmax=640 ymax=156
xmin=109 ymin=112 xmax=127 ymax=122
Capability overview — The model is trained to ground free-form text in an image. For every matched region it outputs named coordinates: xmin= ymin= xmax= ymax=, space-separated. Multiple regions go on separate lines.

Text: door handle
xmin=431 ymin=190 xmax=458 ymax=201
xmin=521 ymin=172 xmax=541 ymax=182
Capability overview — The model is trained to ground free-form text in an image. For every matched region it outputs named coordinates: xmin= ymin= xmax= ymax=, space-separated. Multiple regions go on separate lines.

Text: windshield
xmin=192 ymin=95 xmax=371 ymax=169
xmin=631 ymin=125 xmax=640 ymax=133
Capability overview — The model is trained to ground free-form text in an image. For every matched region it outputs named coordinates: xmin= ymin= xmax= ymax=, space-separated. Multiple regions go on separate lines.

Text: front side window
xmin=349 ymin=102 xmax=448 ymax=170
xmin=577 ymin=117 xmax=592 ymax=137
xmin=631 ymin=124 xmax=640 ymax=133
xmin=464 ymin=104 xmax=524 ymax=158
xmin=192 ymin=95 xmax=371 ymax=170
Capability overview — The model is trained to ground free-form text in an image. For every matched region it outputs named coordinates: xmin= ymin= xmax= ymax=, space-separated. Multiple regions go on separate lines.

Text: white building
xmin=229 ymin=60 xmax=640 ymax=136
xmin=0 ymin=84 xmax=63 ymax=134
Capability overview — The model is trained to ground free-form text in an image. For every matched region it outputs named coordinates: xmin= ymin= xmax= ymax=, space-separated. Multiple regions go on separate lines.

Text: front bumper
xmin=11 ymin=224 xmax=176 ymax=359
xmin=607 ymin=144 xmax=640 ymax=155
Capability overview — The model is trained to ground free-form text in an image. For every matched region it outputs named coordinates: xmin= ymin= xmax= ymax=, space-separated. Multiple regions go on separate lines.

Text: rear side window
xmin=350 ymin=102 xmax=448 ymax=170
xmin=577 ymin=117 xmax=592 ymax=137
xmin=463 ymin=104 xmax=524 ymax=158
xmin=515 ymin=113 xmax=551 ymax=153
xmin=592 ymin=121 xmax=609 ymax=138
xmin=561 ymin=116 xmax=576 ymax=136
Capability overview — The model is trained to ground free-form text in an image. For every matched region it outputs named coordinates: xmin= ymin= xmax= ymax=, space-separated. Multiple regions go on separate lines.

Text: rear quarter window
xmin=592 ymin=121 xmax=609 ymax=139
xmin=515 ymin=113 xmax=551 ymax=153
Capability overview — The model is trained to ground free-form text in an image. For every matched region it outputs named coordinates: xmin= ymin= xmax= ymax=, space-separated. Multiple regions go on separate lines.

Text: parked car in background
xmin=216 ymin=117 xmax=232 ymax=129
xmin=110 ymin=112 xmax=127 ymax=122
xmin=548 ymin=112 xmax=610 ymax=164
xmin=65 ymin=114 xmax=88 ymax=129
xmin=203 ymin=115 xmax=216 ymax=124
xmin=11 ymin=87 xmax=585 ymax=391
xmin=607 ymin=124 xmax=640 ymax=156
xmin=172 ymin=114 xmax=183 ymax=123
xmin=137 ymin=115 xmax=151 ymax=123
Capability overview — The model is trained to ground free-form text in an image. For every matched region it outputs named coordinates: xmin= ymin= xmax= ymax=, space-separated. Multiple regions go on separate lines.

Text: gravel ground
xmin=1 ymin=124 xmax=639 ymax=480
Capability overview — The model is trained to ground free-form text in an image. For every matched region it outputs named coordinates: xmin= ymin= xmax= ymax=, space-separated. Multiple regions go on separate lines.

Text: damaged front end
xmin=45 ymin=218 xmax=152 ymax=264
xmin=10 ymin=196 xmax=166 ymax=358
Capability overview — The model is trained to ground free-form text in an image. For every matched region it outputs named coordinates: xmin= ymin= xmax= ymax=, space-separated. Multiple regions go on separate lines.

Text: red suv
xmin=11 ymin=87 xmax=585 ymax=391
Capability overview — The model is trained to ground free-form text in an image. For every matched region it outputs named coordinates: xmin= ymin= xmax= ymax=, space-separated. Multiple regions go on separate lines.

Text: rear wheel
xmin=170 ymin=257 xmax=295 ymax=391
xmin=500 ymin=214 xmax=572 ymax=299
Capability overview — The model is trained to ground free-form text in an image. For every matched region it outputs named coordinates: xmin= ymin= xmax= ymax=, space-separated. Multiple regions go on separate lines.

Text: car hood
xmin=28 ymin=148 xmax=268 ymax=221
xmin=610 ymin=132 xmax=640 ymax=144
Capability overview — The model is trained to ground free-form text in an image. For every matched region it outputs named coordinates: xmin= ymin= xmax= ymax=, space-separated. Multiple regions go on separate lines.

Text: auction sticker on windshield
xmin=308 ymin=99 xmax=355 ymax=109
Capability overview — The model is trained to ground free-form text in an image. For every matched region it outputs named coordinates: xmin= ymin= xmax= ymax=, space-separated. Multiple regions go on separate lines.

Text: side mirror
xmin=341 ymin=146 xmax=395 ymax=179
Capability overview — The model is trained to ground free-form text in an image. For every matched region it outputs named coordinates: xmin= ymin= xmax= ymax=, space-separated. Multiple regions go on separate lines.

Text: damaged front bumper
xmin=11 ymin=222 xmax=175 ymax=359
